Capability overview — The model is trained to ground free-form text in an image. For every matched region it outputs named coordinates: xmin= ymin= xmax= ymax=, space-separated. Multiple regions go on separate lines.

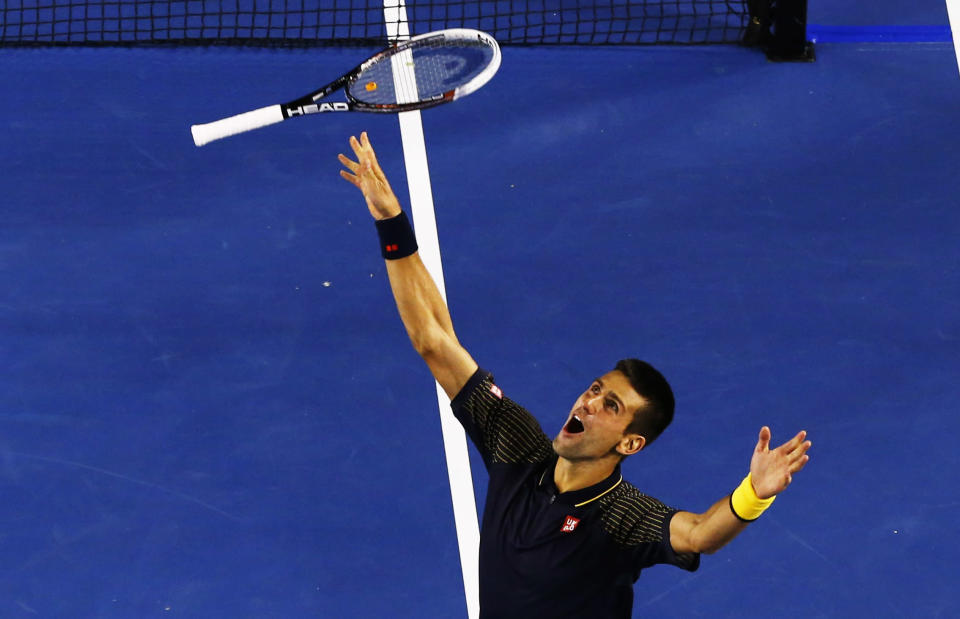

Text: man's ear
xmin=617 ymin=433 xmax=646 ymax=457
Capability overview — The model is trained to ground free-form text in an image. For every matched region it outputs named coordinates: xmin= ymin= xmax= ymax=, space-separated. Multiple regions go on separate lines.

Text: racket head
xmin=345 ymin=29 xmax=501 ymax=110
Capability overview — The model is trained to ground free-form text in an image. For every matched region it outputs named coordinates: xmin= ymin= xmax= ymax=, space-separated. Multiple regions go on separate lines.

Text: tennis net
xmin=0 ymin=0 xmax=769 ymax=47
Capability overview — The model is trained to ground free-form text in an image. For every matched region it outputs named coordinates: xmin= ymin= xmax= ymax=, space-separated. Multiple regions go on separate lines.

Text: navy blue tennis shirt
xmin=451 ymin=368 xmax=699 ymax=619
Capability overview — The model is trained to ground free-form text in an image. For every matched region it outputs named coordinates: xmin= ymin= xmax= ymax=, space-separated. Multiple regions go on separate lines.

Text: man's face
xmin=553 ymin=370 xmax=647 ymax=461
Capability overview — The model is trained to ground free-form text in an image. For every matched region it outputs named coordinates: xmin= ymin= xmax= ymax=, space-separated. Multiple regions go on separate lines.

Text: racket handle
xmin=191 ymin=105 xmax=285 ymax=147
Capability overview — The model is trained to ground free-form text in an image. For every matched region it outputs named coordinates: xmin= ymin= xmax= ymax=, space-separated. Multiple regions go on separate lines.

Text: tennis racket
xmin=191 ymin=28 xmax=501 ymax=147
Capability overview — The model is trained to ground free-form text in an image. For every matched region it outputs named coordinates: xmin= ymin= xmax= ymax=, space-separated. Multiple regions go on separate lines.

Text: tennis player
xmin=338 ymin=132 xmax=811 ymax=618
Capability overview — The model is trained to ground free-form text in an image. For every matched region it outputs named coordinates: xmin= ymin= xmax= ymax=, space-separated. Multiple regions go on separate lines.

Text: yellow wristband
xmin=729 ymin=473 xmax=776 ymax=522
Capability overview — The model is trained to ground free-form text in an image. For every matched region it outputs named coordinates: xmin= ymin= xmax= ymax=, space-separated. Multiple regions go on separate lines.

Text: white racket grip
xmin=191 ymin=104 xmax=285 ymax=147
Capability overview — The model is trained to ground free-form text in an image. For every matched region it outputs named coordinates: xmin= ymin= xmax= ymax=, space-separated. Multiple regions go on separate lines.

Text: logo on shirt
xmin=561 ymin=515 xmax=580 ymax=533
xmin=489 ymin=384 xmax=503 ymax=399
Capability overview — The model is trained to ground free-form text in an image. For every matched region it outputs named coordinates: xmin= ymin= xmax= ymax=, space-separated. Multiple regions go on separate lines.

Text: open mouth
xmin=564 ymin=414 xmax=585 ymax=434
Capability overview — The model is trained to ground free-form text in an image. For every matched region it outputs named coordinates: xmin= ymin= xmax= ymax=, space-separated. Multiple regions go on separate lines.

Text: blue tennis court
xmin=1 ymin=1 xmax=958 ymax=617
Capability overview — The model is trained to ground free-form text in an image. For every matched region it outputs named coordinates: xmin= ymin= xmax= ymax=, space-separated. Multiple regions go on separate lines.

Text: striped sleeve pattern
xmin=452 ymin=371 xmax=553 ymax=466
xmin=598 ymin=482 xmax=700 ymax=571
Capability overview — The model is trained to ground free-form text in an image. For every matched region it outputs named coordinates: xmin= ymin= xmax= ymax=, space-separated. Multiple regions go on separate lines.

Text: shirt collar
xmin=539 ymin=454 xmax=623 ymax=508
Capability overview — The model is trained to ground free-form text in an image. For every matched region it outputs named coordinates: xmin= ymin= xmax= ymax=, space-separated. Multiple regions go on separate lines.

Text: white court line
xmin=382 ymin=3 xmax=481 ymax=619
xmin=947 ymin=0 xmax=960 ymax=76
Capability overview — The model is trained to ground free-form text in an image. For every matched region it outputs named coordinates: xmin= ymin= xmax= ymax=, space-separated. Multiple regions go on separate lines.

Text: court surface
xmin=1 ymin=5 xmax=958 ymax=618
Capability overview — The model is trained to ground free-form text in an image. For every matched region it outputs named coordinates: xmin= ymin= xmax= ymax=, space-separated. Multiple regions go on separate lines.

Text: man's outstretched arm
xmin=670 ymin=426 xmax=811 ymax=554
xmin=338 ymin=132 xmax=478 ymax=399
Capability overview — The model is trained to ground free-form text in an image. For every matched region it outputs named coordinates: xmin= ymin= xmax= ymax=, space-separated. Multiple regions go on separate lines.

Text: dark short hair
xmin=614 ymin=359 xmax=675 ymax=447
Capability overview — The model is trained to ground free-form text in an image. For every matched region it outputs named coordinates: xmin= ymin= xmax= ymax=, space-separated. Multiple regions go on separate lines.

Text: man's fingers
xmin=789 ymin=454 xmax=811 ymax=474
xmin=755 ymin=426 xmax=771 ymax=453
xmin=339 ymin=169 xmax=361 ymax=188
xmin=787 ymin=440 xmax=812 ymax=463
xmin=791 ymin=439 xmax=811 ymax=456
xmin=361 ymin=131 xmax=377 ymax=159
xmin=340 ymin=149 xmax=376 ymax=187
xmin=348 ymin=132 xmax=384 ymax=175
xmin=776 ymin=430 xmax=807 ymax=455
xmin=349 ymin=134 xmax=364 ymax=159
xmin=360 ymin=132 xmax=386 ymax=175
xmin=342 ymin=166 xmax=372 ymax=190
xmin=338 ymin=153 xmax=360 ymax=173
xmin=787 ymin=432 xmax=809 ymax=455
xmin=351 ymin=132 xmax=375 ymax=161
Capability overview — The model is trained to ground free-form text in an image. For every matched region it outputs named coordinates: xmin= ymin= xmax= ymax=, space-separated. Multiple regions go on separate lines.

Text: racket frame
xmin=282 ymin=28 xmax=501 ymax=118
xmin=191 ymin=28 xmax=500 ymax=146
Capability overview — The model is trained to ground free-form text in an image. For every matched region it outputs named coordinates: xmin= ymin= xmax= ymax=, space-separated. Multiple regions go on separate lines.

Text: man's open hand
xmin=749 ymin=427 xmax=811 ymax=500
xmin=338 ymin=132 xmax=402 ymax=221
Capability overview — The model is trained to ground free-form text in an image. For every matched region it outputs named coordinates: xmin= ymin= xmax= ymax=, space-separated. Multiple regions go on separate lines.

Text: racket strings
xmin=352 ymin=61 xmax=400 ymax=105
xmin=411 ymin=39 xmax=493 ymax=97
xmin=394 ymin=47 xmax=421 ymax=105
xmin=351 ymin=36 xmax=496 ymax=105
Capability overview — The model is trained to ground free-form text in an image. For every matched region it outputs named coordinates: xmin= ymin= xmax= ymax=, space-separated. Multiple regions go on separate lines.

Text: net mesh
xmin=0 ymin=0 xmax=754 ymax=47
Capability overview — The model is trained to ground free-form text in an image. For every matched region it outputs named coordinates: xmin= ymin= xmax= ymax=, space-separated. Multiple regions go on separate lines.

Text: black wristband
xmin=375 ymin=211 xmax=418 ymax=260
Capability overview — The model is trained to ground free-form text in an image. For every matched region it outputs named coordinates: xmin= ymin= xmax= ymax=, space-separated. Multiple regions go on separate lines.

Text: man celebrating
xmin=338 ymin=133 xmax=811 ymax=618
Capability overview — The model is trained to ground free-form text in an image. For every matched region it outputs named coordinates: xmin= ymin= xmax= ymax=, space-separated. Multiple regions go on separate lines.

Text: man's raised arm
xmin=338 ymin=132 xmax=478 ymax=399
xmin=669 ymin=426 xmax=811 ymax=555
